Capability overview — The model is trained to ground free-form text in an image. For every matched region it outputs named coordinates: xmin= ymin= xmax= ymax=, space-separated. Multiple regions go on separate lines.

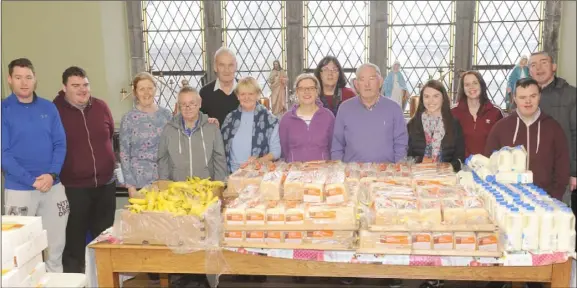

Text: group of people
xmin=2 ymin=46 xmax=576 ymax=283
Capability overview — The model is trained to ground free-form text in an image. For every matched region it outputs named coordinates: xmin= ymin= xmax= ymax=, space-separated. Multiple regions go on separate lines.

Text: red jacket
xmin=53 ymin=92 xmax=116 ymax=188
xmin=484 ymin=111 xmax=569 ymax=200
xmin=451 ymin=100 xmax=503 ymax=158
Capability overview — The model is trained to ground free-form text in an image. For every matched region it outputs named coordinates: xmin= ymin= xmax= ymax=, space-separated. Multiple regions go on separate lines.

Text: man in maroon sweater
xmin=53 ymin=66 xmax=116 ymax=273
xmin=485 ymin=78 xmax=569 ymax=200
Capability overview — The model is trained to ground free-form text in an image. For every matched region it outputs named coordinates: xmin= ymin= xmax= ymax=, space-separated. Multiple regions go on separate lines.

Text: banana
xmin=128 ymin=198 xmax=146 ymax=205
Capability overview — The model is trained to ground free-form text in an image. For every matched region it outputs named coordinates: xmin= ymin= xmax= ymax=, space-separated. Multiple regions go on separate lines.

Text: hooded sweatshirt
xmin=157 ymin=113 xmax=228 ymax=182
xmin=279 ymin=101 xmax=335 ymax=162
xmin=484 ymin=110 xmax=570 ymax=200
xmin=53 ymin=92 xmax=115 ymax=188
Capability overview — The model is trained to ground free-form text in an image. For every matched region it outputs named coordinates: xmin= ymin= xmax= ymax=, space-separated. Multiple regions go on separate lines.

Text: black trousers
xmin=63 ymin=181 xmax=116 ymax=273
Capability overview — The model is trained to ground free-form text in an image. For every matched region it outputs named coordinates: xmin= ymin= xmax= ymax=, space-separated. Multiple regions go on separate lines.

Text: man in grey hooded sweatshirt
xmin=157 ymin=86 xmax=227 ymax=182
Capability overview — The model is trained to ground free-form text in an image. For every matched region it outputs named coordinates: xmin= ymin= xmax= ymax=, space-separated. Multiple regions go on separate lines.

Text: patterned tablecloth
xmin=85 ymin=228 xmax=576 ymax=287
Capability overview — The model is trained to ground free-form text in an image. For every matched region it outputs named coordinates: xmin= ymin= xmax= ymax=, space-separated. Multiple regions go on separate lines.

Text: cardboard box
xmin=14 ymin=230 xmax=48 ymax=267
xmin=2 ymin=216 xmax=43 ymax=248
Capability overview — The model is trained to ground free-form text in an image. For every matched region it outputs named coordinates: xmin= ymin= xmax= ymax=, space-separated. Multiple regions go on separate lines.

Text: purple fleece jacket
xmin=331 ymin=96 xmax=408 ymax=163
xmin=279 ymin=102 xmax=335 ymax=162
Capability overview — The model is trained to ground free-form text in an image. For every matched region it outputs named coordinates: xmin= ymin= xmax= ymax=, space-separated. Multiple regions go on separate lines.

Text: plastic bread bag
xmin=260 ymin=171 xmax=286 ymax=201
xmin=418 ymin=198 xmax=443 ymax=228
xmin=305 ymin=201 xmax=356 ymax=226
xmin=394 ymin=197 xmax=420 ymax=227
xmin=463 ymin=196 xmax=491 ymax=224
xmin=369 ymin=182 xmax=415 ymax=200
xmin=371 ymin=195 xmax=398 ymax=225
xmin=303 ymin=168 xmax=329 ymax=203
xmin=304 ymin=230 xmax=357 ymax=248
xmin=325 ymin=170 xmax=348 ymax=204
xmin=442 ymin=198 xmax=466 ymax=225
xmin=283 ymin=170 xmax=307 ymax=201
xmin=226 ymin=169 xmax=250 ymax=197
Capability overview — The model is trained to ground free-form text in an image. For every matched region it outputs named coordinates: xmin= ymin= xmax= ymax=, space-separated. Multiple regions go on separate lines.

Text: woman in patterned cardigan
xmin=119 ymin=72 xmax=172 ymax=197
xmin=221 ymin=76 xmax=281 ymax=173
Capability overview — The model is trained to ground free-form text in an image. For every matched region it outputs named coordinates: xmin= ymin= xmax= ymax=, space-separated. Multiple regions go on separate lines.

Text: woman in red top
xmin=313 ymin=56 xmax=356 ymax=115
xmin=451 ymin=71 xmax=503 ymax=158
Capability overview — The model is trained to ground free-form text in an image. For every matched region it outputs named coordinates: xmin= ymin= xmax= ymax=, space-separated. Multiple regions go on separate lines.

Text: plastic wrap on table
xmin=260 ymin=171 xmax=286 ymax=201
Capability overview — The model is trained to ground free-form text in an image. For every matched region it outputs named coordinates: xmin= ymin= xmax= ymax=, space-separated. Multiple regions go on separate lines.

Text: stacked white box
xmin=2 ymin=216 xmax=47 ymax=287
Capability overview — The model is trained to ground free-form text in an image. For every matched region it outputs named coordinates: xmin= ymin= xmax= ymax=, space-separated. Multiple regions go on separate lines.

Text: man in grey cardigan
xmin=157 ymin=86 xmax=228 ymax=182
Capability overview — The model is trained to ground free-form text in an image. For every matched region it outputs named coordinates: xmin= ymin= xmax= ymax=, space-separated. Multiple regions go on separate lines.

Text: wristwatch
xmin=49 ymin=173 xmax=58 ymax=181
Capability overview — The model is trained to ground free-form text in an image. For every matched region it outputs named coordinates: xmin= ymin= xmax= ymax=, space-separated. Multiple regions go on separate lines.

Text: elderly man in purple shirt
xmin=331 ymin=63 xmax=408 ymax=163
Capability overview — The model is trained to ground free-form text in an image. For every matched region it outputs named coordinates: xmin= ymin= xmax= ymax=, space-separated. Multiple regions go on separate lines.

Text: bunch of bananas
xmin=126 ymin=177 xmax=225 ymax=216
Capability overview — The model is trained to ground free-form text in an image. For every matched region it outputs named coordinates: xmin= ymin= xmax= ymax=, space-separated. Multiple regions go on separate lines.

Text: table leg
xmin=94 ymin=248 xmax=120 ymax=287
xmin=549 ymin=260 xmax=572 ymax=288
xmin=160 ymin=274 xmax=169 ymax=288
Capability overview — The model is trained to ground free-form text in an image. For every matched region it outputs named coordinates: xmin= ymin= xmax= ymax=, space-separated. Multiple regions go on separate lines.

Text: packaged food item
xmin=463 ymin=196 xmax=490 ymax=224
xmin=260 ymin=171 xmax=285 ymax=200
xmin=265 ymin=231 xmax=283 ymax=243
xmin=419 ymin=198 xmax=442 ymax=225
xmin=306 ymin=202 xmax=355 ymax=225
xmin=379 ymin=232 xmax=412 ymax=249
xmin=265 ymin=201 xmax=286 ymax=225
xmin=245 ymin=231 xmax=265 ymax=243
xmin=454 ymin=232 xmax=476 ymax=251
xmin=303 ymin=169 xmax=328 ymax=203
xmin=325 ymin=170 xmax=347 ymax=204
xmin=305 ymin=230 xmax=354 ymax=246
xmin=224 ymin=204 xmax=246 ymax=226
xmin=395 ymin=198 xmax=420 ymax=226
xmin=442 ymin=199 xmax=466 ymax=225
xmin=372 ymin=196 xmax=397 ymax=225
xmin=433 ymin=232 xmax=454 ymax=250
xmin=224 ymin=231 xmax=244 ymax=242
xmin=477 ymin=232 xmax=499 ymax=252
xmin=283 ymin=231 xmax=304 ymax=244
xmin=285 ymin=201 xmax=305 ymax=225
xmin=284 ymin=171 xmax=306 ymax=201
xmin=245 ymin=203 xmax=266 ymax=225
xmin=412 ymin=232 xmax=433 ymax=250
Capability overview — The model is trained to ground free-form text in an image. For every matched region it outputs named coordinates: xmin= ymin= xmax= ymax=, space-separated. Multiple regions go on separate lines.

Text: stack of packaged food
xmin=2 ymin=216 xmax=48 ymax=287
xmin=223 ymin=161 xmax=358 ymax=250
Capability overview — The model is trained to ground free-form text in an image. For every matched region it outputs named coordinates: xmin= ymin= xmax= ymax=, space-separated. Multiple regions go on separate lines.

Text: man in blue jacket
xmin=1 ymin=58 xmax=69 ymax=272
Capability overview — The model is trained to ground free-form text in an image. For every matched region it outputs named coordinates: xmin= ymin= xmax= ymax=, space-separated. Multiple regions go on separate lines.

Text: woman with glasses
xmin=313 ymin=55 xmax=356 ymax=115
xmin=157 ymin=86 xmax=227 ymax=182
xmin=119 ymin=72 xmax=172 ymax=197
xmin=221 ymin=76 xmax=281 ymax=172
xmin=279 ymin=73 xmax=335 ymax=162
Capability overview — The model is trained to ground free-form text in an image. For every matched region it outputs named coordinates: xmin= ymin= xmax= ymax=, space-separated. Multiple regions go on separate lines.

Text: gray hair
xmin=214 ymin=47 xmax=237 ymax=64
xmin=294 ymin=73 xmax=320 ymax=92
xmin=529 ymin=51 xmax=554 ymax=64
xmin=356 ymin=63 xmax=382 ymax=78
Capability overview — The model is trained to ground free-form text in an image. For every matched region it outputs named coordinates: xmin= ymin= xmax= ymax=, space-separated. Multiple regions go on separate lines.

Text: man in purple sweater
xmin=331 ymin=63 xmax=408 ymax=163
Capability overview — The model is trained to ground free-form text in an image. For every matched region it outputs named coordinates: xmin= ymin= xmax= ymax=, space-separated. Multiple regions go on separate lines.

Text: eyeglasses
xmin=179 ymin=102 xmax=200 ymax=109
xmin=321 ymin=67 xmax=339 ymax=74
xmin=297 ymin=87 xmax=317 ymax=93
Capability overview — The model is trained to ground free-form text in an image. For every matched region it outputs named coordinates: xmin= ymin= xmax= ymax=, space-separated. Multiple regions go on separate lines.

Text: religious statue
xmin=506 ymin=55 xmax=530 ymax=110
xmin=267 ymin=60 xmax=288 ymax=116
xmin=382 ymin=61 xmax=409 ymax=109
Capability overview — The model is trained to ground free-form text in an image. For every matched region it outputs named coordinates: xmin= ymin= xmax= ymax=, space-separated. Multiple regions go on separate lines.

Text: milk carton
xmin=510 ymin=145 xmax=528 ymax=171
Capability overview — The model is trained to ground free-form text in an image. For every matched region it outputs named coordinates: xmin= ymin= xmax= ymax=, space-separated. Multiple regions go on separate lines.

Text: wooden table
xmin=90 ymin=243 xmax=573 ymax=288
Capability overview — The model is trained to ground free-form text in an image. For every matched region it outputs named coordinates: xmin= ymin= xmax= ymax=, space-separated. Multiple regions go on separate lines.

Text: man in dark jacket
xmin=528 ymin=52 xmax=576 ymax=196
xmin=528 ymin=52 xmax=577 ymax=252
xmin=53 ymin=66 xmax=116 ymax=273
